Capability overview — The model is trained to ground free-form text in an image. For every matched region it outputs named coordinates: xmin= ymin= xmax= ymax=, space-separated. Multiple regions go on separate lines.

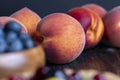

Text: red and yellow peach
xmin=67 ymin=7 xmax=104 ymax=48
xmin=82 ymin=3 xmax=107 ymax=18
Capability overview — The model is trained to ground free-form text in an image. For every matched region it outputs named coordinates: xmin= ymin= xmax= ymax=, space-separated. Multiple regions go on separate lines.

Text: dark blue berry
xmin=7 ymin=39 xmax=23 ymax=52
xmin=55 ymin=70 xmax=66 ymax=79
xmin=19 ymin=33 xmax=30 ymax=40
xmin=6 ymin=31 xmax=18 ymax=43
xmin=4 ymin=21 xmax=22 ymax=33
xmin=22 ymin=38 xmax=35 ymax=49
xmin=73 ymin=73 xmax=81 ymax=80
xmin=0 ymin=38 xmax=7 ymax=53
xmin=0 ymin=25 xmax=5 ymax=37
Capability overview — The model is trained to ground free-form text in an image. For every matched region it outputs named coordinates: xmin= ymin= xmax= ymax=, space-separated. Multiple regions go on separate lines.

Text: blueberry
xmin=4 ymin=21 xmax=22 ymax=33
xmin=22 ymin=38 xmax=35 ymax=49
xmin=0 ymin=38 xmax=7 ymax=53
xmin=73 ymin=73 xmax=81 ymax=80
xmin=6 ymin=31 xmax=18 ymax=43
xmin=0 ymin=25 xmax=5 ymax=37
xmin=19 ymin=33 xmax=35 ymax=49
xmin=19 ymin=33 xmax=30 ymax=40
xmin=54 ymin=70 xmax=66 ymax=79
xmin=7 ymin=39 xmax=23 ymax=52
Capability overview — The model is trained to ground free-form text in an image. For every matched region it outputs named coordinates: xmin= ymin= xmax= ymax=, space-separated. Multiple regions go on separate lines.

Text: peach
xmin=103 ymin=6 xmax=120 ymax=47
xmin=0 ymin=16 xmax=27 ymax=33
xmin=11 ymin=7 xmax=41 ymax=36
xmin=82 ymin=3 xmax=107 ymax=18
xmin=67 ymin=7 xmax=104 ymax=48
xmin=34 ymin=13 xmax=85 ymax=64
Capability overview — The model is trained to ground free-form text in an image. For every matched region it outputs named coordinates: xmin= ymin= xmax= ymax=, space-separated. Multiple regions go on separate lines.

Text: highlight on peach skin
xmin=67 ymin=7 xmax=104 ymax=48
xmin=33 ymin=13 xmax=86 ymax=64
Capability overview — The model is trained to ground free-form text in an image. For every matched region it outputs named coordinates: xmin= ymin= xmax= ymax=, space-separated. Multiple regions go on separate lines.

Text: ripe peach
xmin=67 ymin=7 xmax=104 ymax=48
xmin=11 ymin=7 xmax=41 ymax=36
xmin=82 ymin=3 xmax=107 ymax=18
xmin=103 ymin=6 xmax=120 ymax=47
xmin=34 ymin=13 xmax=85 ymax=64
xmin=0 ymin=16 xmax=27 ymax=33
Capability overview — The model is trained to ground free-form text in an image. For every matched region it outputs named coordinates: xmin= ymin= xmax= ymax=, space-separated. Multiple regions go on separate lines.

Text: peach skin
xmin=34 ymin=13 xmax=86 ymax=64
xmin=103 ymin=6 xmax=120 ymax=47
xmin=82 ymin=3 xmax=107 ymax=18
xmin=11 ymin=7 xmax=41 ymax=36
xmin=67 ymin=7 xmax=104 ymax=48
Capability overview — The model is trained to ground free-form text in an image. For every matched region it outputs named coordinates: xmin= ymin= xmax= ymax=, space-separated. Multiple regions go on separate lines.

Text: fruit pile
xmin=0 ymin=2 xmax=120 ymax=80
xmin=32 ymin=67 xmax=120 ymax=80
xmin=31 ymin=3 xmax=120 ymax=64
xmin=1 ymin=3 xmax=119 ymax=64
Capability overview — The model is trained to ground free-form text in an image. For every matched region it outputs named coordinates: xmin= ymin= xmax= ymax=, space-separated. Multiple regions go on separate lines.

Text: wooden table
xmin=32 ymin=42 xmax=120 ymax=79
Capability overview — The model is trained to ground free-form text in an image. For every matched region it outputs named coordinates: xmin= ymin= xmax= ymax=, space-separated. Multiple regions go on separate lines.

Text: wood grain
xmin=46 ymin=44 xmax=120 ymax=76
xmin=32 ymin=43 xmax=120 ymax=80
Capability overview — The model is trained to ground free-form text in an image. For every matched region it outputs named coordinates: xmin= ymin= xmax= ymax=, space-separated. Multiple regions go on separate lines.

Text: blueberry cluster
xmin=0 ymin=21 xmax=35 ymax=53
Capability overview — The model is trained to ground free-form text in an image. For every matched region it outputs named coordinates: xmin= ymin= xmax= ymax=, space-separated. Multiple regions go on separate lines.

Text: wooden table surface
xmin=32 ymin=42 xmax=120 ymax=79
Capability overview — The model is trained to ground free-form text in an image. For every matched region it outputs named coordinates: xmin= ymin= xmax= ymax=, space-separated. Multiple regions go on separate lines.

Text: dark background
xmin=0 ymin=0 xmax=120 ymax=17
